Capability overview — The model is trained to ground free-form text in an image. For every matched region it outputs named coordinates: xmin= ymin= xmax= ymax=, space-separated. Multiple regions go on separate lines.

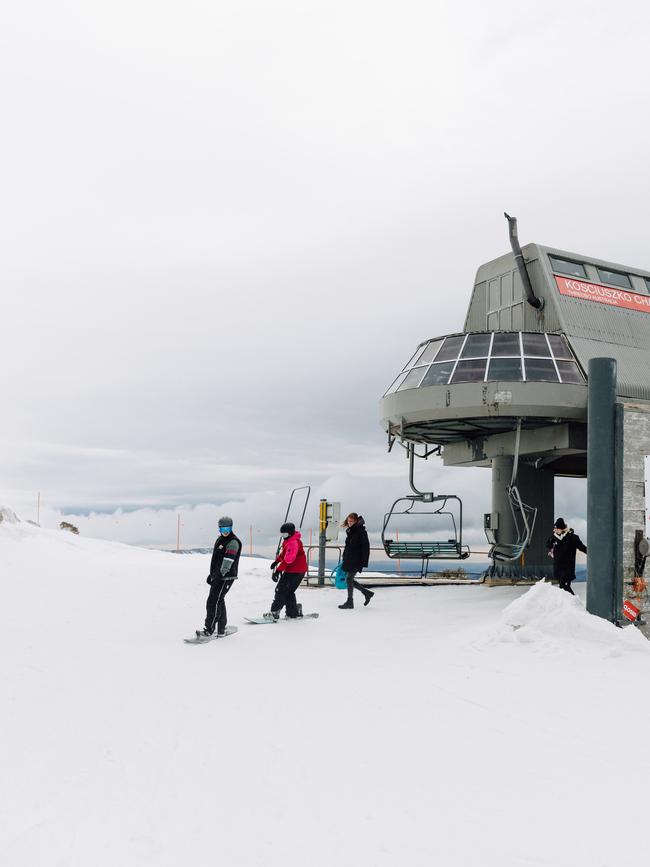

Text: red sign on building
xmin=623 ymin=599 xmax=640 ymax=622
xmin=555 ymin=276 xmax=650 ymax=314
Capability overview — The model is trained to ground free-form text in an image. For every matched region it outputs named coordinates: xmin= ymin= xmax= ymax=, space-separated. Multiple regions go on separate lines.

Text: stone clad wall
xmin=622 ymin=403 xmax=650 ymax=628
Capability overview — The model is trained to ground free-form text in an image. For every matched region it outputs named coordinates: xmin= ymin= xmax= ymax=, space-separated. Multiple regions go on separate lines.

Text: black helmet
xmin=280 ymin=522 xmax=296 ymax=535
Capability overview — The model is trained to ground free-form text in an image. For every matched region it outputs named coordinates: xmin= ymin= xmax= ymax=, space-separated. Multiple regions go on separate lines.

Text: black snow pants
xmin=346 ymin=571 xmax=370 ymax=602
xmin=271 ymin=572 xmax=305 ymax=617
xmin=205 ymin=579 xmax=234 ymax=634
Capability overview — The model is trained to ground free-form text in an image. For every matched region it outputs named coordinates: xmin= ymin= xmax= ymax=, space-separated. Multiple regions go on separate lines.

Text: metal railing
xmin=303 ymin=544 xmax=485 ymax=585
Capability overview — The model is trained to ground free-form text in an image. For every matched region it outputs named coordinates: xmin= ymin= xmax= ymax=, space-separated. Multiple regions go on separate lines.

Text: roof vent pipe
xmin=504 ymin=212 xmax=544 ymax=310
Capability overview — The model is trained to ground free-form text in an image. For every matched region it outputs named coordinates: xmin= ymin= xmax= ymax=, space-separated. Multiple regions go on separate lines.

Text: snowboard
xmin=184 ymin=626 xmax=238 ymax=644
xmin=244 ymin=613 xmax=319 ymax=625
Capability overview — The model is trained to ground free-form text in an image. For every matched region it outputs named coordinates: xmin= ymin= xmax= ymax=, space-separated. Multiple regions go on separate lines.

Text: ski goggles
xmin=219 ymin=526 xmax=232 ymax=534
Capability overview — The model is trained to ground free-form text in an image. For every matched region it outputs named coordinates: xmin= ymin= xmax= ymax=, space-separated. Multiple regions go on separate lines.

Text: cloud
xmin=0 ymin=1 xmax=639 ymax=549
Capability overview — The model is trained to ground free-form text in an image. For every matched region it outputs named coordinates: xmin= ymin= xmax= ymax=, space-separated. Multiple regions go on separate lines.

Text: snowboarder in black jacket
xmin=338 ymin=513 xmax=374 ymax=609
xmin=196 ymin=516 xmax=242 ymax=637
xmin=546 ymin=517 xmax=587 ymax=595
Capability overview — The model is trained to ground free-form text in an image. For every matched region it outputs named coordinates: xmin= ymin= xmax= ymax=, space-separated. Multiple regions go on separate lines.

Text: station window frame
xmin=548 ymin=255 xmax=587 ymax=279
xmin=596 ymin=267 xmax=632 ymax=290
xmin=385 ymin=331 xmax=585 ymax=392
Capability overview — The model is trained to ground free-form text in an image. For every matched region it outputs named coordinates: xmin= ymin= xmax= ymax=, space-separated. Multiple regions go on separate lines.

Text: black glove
xmin=272 ymin=569 xmax=282 ymax=583
xmin=269 ymin=560 xmax=278 ymax=570
xmin=206 ymin=575 xmax=212 ymax=585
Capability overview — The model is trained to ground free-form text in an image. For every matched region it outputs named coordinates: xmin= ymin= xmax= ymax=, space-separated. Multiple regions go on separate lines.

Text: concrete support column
xmin=492 ymin=455 xmax=516 ymax=550
xmin=491 ymin=456 xmax=554 ymax=573
xmin=516 ymin=463 xmax=554 ymax=568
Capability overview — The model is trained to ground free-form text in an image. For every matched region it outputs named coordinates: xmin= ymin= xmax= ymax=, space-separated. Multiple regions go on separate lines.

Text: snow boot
xmin=296 ymin=603 xmax=303 ymax=617
xmin=363 ymin=590 xmax=374 ymax=607
xmin=195 ymin=628 xmax=213 ymax=638
xmin=263 ymin=611 xmax=279 ymax=622
xmin=338 ymin=600 xmax=354 ymax=609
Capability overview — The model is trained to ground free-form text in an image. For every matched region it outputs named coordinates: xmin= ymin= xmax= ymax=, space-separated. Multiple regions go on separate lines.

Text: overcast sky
xmin=2 ymin=0 xmax=648 ymax=552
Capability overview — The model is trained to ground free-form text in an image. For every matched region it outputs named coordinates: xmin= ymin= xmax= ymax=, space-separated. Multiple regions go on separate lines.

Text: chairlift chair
xmin=487 ymin=423 xmax=538 ymax=564
xmin=275 ymin=486 xmax=311 ymax=559
xmin=382 ymin=493 xmax=470 ymax=579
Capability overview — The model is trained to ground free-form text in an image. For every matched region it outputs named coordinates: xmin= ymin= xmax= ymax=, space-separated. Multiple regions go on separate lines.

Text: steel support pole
xmin=317 ymin=499 xmax=327 ymax=587
xmin=586 ymin=357 xmax=621 ymax=622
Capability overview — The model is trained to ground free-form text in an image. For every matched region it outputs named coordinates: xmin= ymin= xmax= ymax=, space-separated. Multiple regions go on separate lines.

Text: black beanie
xmin=280 ymin=522 xmax=296 ymax=535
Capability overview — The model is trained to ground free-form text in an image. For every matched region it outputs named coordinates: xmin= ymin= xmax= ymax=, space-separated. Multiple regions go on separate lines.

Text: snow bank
xmin=3 ymin=522 xmax=650 ymax=867
xmin=494 ymin=579 xmax=648 ymax=656
xmin=0 ymin=505 xmax=20 ymax=523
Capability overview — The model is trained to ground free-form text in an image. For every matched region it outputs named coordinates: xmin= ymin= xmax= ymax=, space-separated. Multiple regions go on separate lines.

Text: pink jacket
xmin=276 ymin=532 xmax=308 ymax=573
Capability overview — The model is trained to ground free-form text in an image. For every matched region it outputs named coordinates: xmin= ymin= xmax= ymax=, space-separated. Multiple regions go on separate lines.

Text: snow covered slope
xmin=1 ymin=518 xmax=649 ymax=867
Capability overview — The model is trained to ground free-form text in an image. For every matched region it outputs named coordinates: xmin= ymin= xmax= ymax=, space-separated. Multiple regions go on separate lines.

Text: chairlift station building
xmin=380 ymin=222 xmax=650 ymax=611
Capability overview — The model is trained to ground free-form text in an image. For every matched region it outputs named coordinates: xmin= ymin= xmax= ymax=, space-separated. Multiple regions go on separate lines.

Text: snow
xmin=2 ymin=518 xmax=650 ymax=867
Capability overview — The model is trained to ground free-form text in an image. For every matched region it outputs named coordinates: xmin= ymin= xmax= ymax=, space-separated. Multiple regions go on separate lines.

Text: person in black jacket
xmin=196 ymin=515 xmax=242 ymax=637
xmin=338 ymin=512 xmax=374 ymax=610
xmin=546 ymin=517 xmax=587 ymax=595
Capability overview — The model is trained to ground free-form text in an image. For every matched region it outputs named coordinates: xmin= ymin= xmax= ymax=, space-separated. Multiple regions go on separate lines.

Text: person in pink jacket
xmin=263 ymin=522 xmax=308 ymax=621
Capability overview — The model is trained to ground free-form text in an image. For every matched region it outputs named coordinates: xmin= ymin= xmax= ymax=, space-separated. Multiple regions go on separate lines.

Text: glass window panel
xmin=597 ymin=268 xmax=632 ymax=289
xmin=645 ymin=278 xmax=650 ymax=294
xmin=547 ymin=334 xmax=572 ymax=360
xmin=549 ymin=255 xmax=586 ymax=278
xmin=450 ymin=359 xmax=487 ymax=383
xmin=461 ymin=333 xmax=491 ymax=358
xmin=490 ymin=332 xmax=521 ymax=357
xmin=487 ymin=357 xmax=523 ymax=381
xmin=383 ymin=373 xmax=408 ymax=396
xmin=524 ymin=358 xmax=559 ymax=382
xmin=556 ymin=361 xmax=584 ymax=384
xmin=416 ymin=339 xmax=443 ymax=365
xmin=420 ymin=362 xmax=455 ymax=387
xmin=522 ymin=333 xmax=551 ymax=357
xmin=397 ymin=366 xmax=427 ymax=391
xmin=435 ymin=335 xmax=466 ymax=362
xmin=401 ymin=345 xmax=425 ymax=371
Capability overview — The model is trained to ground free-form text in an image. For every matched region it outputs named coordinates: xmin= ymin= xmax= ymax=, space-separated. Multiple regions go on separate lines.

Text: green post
xmin=586 ymin=357 xmax=621 ymax=622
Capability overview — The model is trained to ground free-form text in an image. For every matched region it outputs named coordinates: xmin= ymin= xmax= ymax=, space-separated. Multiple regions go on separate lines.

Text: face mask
xmin=281 ymin=532 xmax=290 ymax=539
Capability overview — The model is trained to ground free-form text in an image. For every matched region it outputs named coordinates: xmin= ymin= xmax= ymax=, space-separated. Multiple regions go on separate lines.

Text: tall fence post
xmin=176 ymin=514 xmax=181 ymax=553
